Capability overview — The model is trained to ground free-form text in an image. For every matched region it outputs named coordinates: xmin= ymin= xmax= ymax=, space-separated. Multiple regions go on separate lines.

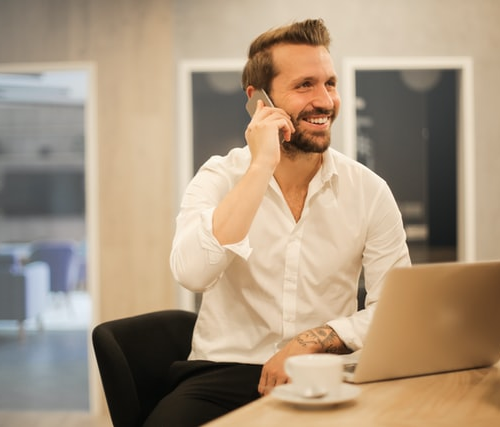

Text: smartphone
xmin=245 ymin=89 xmax=274 ymax=117
xmin=245 ymin=89 xmax=286 ymax=142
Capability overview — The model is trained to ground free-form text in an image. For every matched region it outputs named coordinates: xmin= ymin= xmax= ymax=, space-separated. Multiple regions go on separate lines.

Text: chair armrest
xmin=92 ymin=309 xmax=197 ymax=427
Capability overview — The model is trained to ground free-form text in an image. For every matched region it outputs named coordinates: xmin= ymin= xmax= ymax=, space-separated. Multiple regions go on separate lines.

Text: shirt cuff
xmin=199 ymin=208 xmax=253 ymax=263
xmin=326 ymin=317 xmax=363 ymax=352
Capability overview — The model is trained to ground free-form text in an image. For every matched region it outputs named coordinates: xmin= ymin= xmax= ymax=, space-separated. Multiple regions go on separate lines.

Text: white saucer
xmin=271 ymin=383 xmax=361 ymax=408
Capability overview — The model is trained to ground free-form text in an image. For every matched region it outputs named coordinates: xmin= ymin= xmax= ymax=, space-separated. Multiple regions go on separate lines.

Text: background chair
xmin=92 ymin=309 xmax=197 ymax=427
xmin=0 ymin=254 xmax=50 ymax=337
xmin=29 ymin=240 xmax=80 ymax=295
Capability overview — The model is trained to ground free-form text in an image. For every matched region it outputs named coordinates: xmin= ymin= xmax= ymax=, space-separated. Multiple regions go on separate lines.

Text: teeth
xmin=306 ymin=117 xmax=329 ymax=125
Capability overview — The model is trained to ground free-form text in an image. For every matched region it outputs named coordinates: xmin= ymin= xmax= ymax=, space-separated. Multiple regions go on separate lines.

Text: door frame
xmin=342 ymin=57 xmax=475 ymax=262
xmin=0 ymin=61 xmax=99 ymax=413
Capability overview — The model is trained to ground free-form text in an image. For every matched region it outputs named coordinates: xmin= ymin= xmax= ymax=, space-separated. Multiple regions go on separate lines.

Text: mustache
xmin=296 ymin=107 xmax=336 ymax=120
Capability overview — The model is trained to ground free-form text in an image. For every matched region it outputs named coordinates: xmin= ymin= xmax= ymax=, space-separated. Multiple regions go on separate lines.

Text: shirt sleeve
xmin=327 ymin=181 xmax=411 ymax=351
xmin=170 ymin=161 xmax=253 ymax=292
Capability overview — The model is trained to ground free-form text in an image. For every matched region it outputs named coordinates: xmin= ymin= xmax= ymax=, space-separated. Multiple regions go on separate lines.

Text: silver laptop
xmin=343 ymin=260 xmax=500 ymax=384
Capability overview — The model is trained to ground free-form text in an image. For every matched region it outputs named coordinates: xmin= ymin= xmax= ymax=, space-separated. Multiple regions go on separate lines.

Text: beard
xmin=282 ymin=108 xmax=334 ymax=156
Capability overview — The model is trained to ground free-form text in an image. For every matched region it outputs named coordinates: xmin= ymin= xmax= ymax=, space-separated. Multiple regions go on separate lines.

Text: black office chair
xmin=93 ymin=287 xmax=366 ymax=426
xmin=92 ymin=309 xmax=197 ymax=427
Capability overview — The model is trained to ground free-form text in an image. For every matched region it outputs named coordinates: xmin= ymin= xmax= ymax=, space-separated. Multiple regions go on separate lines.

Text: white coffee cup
xmin=285 ymin=354 xmax=343 ymax=397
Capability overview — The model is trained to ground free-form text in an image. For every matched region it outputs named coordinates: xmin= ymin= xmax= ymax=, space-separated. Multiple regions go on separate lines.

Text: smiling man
xmin=159 ymin=19 xmax=411 ymax=427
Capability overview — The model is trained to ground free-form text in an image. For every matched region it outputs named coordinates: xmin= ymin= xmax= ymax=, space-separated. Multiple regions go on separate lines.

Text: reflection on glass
xmin=355 ymin=70 xmax=457 ymax=263
xmin=0 ymin=70 xmax=90 ymax=411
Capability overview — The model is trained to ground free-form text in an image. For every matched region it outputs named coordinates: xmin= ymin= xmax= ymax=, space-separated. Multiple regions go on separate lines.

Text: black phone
xmin=245 ymin=89 xmax=274 ymax=117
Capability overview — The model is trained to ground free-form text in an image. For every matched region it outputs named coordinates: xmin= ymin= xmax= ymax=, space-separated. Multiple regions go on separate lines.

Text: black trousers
xmin=142 ymin=360 xmax=263 ymax=427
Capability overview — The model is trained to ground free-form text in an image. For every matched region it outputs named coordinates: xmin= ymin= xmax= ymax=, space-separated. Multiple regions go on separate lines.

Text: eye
xmin=298 ymin=80 xmax=313 ymax=89
xmin=326 ymin=79 xmax=337 ymax=88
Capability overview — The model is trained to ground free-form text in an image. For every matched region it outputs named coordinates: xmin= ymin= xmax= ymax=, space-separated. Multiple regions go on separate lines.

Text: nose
xmin=311 ymin=85 xmax=335 ymax=110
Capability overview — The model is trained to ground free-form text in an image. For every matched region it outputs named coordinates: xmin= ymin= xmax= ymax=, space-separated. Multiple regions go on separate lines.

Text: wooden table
xmin=204 ymin=361 xmax=500 ymax=426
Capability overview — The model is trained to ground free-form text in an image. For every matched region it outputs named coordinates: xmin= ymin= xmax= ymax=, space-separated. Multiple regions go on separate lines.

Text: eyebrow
xmin=290 ymin=74 xmax=338 ymax=86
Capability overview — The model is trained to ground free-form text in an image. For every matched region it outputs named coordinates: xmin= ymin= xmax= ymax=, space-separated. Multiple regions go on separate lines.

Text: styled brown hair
xmin=241 ymin=19 xmax=331 ymax=93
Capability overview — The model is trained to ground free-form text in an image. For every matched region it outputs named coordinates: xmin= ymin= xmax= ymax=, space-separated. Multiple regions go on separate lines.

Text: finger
xmin=258 ymin=370 xmax=268 ymax=395
xmin=275 ymin=374 xmax=289 ymax=387
xmin=253 ymin=99 xmax=268 ymax=116
xmin=262 ymin=378 xmax=277 ymax=396
xmin=279 ymin=118 xmax=295 ymax=142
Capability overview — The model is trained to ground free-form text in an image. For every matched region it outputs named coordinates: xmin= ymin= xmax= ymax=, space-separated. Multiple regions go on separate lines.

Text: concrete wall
xmin=0 ymin=0 xmax=176 ymax=413
xmin=0 ymin=0 xmax=177 ymax=324
xmin=174 ymin=0 xmax=500 ymax=261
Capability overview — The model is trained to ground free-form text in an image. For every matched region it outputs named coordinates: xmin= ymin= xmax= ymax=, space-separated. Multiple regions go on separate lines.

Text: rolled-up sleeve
xmin=170 ymin=207 xmax=253 ymax=292
xmin=170 ymin=154 xmax=253 ymax=292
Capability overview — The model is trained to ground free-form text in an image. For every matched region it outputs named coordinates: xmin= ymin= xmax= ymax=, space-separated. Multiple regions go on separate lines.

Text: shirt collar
xmin=320 ymin=148 xmax=339 ymax=194
xmin=267 ymin=148 xmax=340 ymax=195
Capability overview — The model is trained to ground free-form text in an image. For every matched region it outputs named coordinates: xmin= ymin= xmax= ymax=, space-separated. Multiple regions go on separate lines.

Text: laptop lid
xmin=346 ymin=260 xmax=500 ymax=384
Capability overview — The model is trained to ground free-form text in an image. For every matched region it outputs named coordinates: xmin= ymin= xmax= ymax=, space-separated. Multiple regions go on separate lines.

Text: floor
xmin=0 ymin=411 xmax=112 ymax=427
xmin=0 ymin=329 xmax=89 ymax=410
xmin=0 ymin=292 xmax=114 ymax=426
xmin=0 ymin=292 xmax=91 ymax=411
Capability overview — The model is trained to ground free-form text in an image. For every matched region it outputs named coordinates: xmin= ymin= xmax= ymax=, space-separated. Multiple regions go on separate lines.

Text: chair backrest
xmin=92 ymin=309 xmax=197 ymax=427
xmin=29 ymin=241 xmax=79 ymax=293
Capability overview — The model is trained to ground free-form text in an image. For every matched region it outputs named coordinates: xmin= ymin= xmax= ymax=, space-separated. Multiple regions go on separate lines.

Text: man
xmin=151 ymin=19 xmax=410 ymax=426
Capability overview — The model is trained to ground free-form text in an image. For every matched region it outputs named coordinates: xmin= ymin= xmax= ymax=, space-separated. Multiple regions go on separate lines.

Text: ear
xmin=246 ymin=85 xmax=256 ymax=100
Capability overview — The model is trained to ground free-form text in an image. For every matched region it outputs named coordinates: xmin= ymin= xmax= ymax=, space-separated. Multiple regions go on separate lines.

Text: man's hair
xmin=241 ymin=19 xmax=331 ymax=93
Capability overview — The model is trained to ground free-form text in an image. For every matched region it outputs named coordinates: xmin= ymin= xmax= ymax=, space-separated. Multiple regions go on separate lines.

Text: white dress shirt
xmin=170 ymin=146 xmax=411 ymax=364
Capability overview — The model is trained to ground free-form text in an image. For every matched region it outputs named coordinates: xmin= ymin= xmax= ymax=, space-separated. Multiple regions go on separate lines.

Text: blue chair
xmin=0 ymin=254 xmax=50 ymax=336
xmin=29 ymin=241 xmax=80 ymax=295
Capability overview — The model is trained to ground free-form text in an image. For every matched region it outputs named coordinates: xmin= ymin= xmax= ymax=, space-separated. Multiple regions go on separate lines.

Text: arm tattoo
xmin=296 ymin=325 xmax=350 ymax=354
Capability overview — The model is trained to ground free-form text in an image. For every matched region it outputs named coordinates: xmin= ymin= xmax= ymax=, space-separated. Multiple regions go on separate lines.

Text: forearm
xmin=258 ymin=325 xmax=350 ymax=395
xmin=171 ymin=161 xmax=273 ymax=290
xmin=170 ymin=218 xmax=235 ymax=292
xmin=213 ymin=162 xmax=274 ymax=245
xmin=295 ymin=325 xmax=351 ymax=355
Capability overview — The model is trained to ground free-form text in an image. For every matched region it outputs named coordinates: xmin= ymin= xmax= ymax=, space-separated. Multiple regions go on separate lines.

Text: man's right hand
xmin=244 ymin=99 xmax=294 ymax=171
